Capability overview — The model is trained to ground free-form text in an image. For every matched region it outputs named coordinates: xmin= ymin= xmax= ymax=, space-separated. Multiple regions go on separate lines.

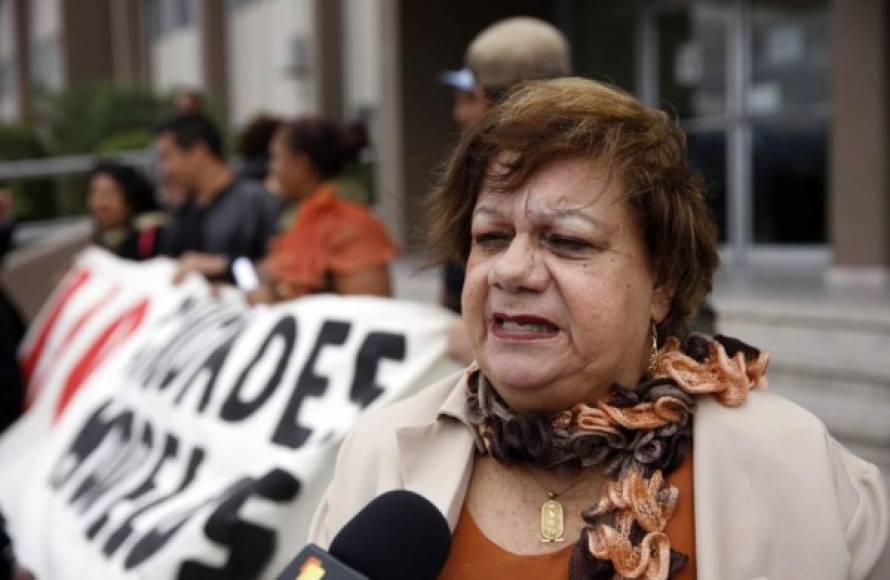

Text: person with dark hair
xmin=0 ymin=184 xmax=24 ymax=580
xmin=309 ymin=78 xmax=888 ymax=579
xmin=86 ymin=161 xmax=165 ymax=260
xmin=235 ymin=114 xmax=282 ymax=184
xmin=249 ymin=117 xmax=396 ymax=302
xmin=173 ymin=88 xmax=205 ymax=116
xmin=153 ymin=113 xmax=281 ymax=282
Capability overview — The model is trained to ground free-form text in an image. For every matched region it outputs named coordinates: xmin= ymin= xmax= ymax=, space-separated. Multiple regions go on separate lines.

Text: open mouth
xmin=491 ymin=313 xmax=559 ymax=339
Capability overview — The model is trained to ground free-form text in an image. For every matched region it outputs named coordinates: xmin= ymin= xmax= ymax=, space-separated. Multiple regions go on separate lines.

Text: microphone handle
xmin=274 ymin=544 xmax=370 ymax=580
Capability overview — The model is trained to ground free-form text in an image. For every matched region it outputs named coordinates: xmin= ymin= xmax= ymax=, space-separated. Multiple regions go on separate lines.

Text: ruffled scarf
xmin=466 ymin=334 xmax=770 ymax=580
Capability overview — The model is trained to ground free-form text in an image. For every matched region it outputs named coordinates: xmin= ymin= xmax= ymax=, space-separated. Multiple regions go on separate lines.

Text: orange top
xmin=439 ymin=449 xmax=696 ymax=580
xmin=261 ymin=185 xmax=397 ymax=299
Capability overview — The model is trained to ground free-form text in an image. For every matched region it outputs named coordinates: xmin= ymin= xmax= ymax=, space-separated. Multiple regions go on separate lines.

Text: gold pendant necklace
xmin=540 ymin=492 xmax=566 ymax=543
xmin=525 ymin=466 xmax=596 ymax=543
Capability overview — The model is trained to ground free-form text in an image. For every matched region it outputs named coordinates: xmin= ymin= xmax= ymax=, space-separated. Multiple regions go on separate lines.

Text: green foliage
xmin=0 ymin=123 xmax=46 ymax=160
xmin=0 ymin=123 xmax=57 ymax=221
xmin=33 ymin=84 xmax=171 ymax=155
xmin=96 ymin=128 xmax=154 ymax=154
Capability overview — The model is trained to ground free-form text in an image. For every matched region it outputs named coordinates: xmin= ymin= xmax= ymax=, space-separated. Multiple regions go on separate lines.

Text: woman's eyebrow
xmin=472 ymin=205 xmax=505 ymax=220
xmin=535 ymin=207 xmax=608 ymax=230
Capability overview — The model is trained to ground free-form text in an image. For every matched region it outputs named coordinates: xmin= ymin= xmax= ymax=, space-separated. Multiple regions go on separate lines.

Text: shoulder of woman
xmin=307 ymin=370 xmax=466 ymax=546
xmin=694 ymin=388 xmax=889 ymax=578
xmin=340 ymin=369 xmax=466 ymax=452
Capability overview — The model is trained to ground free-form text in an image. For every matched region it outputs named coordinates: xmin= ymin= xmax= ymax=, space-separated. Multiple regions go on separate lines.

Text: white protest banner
xmin=0 ymin=248 xmax=460 ymax=579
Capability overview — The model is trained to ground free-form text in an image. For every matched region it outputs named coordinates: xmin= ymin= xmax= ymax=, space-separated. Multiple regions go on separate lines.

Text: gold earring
xmin=647 ymin=322 xmax=659 ymax=376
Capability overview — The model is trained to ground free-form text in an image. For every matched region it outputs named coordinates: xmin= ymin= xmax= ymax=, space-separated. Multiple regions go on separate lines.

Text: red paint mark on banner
xmin=53 ymin=298 xmax=150 ymax=422
xmin=25 ymin=284 xmax=122 ymax=409
xmin=21 ymin=268 xmax=92 ymax=383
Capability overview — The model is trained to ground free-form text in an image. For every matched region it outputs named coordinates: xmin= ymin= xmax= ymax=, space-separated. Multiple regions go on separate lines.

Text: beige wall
xmin=343 ymin=0 xmax=381 ymax=117
xmin=227 ymin=0 xmax=317 ymax=127
xmin=29 ymin=0 xmax=63 ymax=90
xmin=150 ymin=27 xmax=203 ymax=93
xmin=0 ymin=0 xmax=17 ymax=120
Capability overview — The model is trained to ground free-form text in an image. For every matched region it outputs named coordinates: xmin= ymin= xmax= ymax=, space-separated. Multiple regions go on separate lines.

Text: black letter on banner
xmin=116 ymin=479 xmax=248 ymax=571
xmin=49 ymin=400 xmax=130 ymax=490
xmin=175 ymin=469 xmax=301 ymax=580
xmin=271 ymin=320 xmax=350 ymax=449
xmin=97 ymin=437 xmax=204 ymax=554
xmin=158 ymin=315 xmax=244 ymax=393
xmin=349 ymin=332 xmax=406 ymax=407
xmin=220 ymin=316 xmax=297 ymax=421
xmin=69 ymin=420 xmax=154 ymax=515
xmin=174 ymin=331 xmax=240 ymax=413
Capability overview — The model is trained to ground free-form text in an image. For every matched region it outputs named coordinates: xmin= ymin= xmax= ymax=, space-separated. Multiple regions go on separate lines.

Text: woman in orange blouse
xmin=251 ymin=118 xmax=396 ymax=303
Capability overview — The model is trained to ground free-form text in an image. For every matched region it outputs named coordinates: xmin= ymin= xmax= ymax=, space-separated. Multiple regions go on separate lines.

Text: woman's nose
xmin=489 ymin=236 xmax=547 ymax=293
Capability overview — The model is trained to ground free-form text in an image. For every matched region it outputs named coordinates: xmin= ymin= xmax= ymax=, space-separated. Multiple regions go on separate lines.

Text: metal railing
xmin=0 ymin=149 xmax=154 ymax=180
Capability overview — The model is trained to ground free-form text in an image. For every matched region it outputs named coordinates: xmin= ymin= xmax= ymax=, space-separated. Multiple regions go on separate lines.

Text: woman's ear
xmin=650 ymin=282 xmax=674 ymax=325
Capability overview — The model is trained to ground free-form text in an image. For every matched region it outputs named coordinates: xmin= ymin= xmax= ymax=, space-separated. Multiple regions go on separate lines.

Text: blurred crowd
xmin=90 ymin=106 xmax=393 ymax=301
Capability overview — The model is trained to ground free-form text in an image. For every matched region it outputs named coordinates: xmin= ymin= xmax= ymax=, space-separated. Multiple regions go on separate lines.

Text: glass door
xmin=639 ymin=0 xmax=828 ymax=264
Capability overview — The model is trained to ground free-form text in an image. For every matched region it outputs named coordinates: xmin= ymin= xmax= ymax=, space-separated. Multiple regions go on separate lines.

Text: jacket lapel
xmin=395 ymin=373 xmax=477 ymax=531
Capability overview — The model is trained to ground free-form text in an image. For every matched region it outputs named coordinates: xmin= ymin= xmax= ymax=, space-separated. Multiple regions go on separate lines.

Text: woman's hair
xmin=426 ymin=77 xmax=719 ymax=336
xmin=237 ymin=114 xmax=282 ymax=160
xmin=278 ymin=118 xmax=366 ymax=180
xmin=87 ymin=161 xmax=159 ymax=217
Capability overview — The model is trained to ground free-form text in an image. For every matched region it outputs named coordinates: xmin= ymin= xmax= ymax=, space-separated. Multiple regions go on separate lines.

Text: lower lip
xmin=490 ymin=319 xmax=559 ymax=341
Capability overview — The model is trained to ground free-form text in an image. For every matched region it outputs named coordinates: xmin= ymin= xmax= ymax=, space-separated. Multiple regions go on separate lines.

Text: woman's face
xmin=88 ymin=173 xmax=130 ymax=230
xmin=462 ymin=156 xmax=671 ymax=414
xmin=270 ymin=133 xmax=313 ymax=200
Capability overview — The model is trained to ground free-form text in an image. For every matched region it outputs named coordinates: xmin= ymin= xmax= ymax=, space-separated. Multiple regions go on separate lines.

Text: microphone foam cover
xmin=329 ymin=489 xmax=452 ymax=580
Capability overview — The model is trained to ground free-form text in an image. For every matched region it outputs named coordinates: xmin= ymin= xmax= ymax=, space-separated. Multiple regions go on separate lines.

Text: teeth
xmin=501 ymin=320 xmax=554 ymax=333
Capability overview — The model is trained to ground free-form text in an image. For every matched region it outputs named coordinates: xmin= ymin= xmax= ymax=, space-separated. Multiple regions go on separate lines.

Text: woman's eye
xmin=546 ymin=235 xmax=589 ymax=252
xmin=473 ymin=231 xmax=510 ymax=247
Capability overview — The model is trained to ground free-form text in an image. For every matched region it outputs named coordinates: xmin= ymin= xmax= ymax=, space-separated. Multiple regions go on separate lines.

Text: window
xmin=147 ymin=0 xmax=197 ymax=38
xmin=641 ymin=0 xmax=829 ymax=257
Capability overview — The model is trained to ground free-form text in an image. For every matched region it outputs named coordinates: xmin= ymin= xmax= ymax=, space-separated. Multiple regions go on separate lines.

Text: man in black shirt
xmin=154 ymin=113 xmax=280 ymax=282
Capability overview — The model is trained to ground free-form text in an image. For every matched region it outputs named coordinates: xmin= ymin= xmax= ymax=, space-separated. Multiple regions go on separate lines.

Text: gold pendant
xmin=540 ymin=498 xmax=565 ymax=543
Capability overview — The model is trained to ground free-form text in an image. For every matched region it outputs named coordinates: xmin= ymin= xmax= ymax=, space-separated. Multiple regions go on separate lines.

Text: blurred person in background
xmin=235 ymin=114 xmax=282 ymax=191
xmin=327 ymin=121 xmax=373 ymax=206
xmin=0 ymin=184 xmax=24 ymax=434
xmin=248 ymin=118 xmax=396 ymax=303
xmin=153 ymin=113 xmax=280 ymax=283
xmin=0 ymin=185 xmax=24 ymax=580
xmin=0 ymin=184 xmax=13 ymax=261
xmin=439 ymin=17 xmax=572 ymax=363
xmin=173 ymin=88 xmax=205 ymax=116
xmin=87 ymin=161 xmax=166 ymax=261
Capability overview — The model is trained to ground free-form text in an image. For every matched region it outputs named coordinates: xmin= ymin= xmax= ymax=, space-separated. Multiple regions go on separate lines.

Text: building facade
xmin=0 ymin=0 xmax=886 ymax=282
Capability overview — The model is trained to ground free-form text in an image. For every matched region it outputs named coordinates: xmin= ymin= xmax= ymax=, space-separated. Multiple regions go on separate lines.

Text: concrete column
xmin=109 ymin=0 xmax=145 ymax=85
xmin=827 ymin=0 xmax=890 ymax=286
xmin=376 ymin=0 xmax=405 ymax=246
xmin=314 ymin=0 xmax=344 ymax=121
xmin=60 ymin=0 xmax=114 ymax=87
xmin=199 ymin=0 xmax=229 ymax=122
xmin=11 ymin=0 xmax=31 ymax=120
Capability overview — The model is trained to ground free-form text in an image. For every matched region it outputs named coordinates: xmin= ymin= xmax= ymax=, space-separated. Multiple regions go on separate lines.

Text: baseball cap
xmin=438 ymin=67 xmax=476 ymax=92
xmin=465 ymin=17 xmax=571 ymax=91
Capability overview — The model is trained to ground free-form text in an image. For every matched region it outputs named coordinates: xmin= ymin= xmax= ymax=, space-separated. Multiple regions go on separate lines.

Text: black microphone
xmin=275 ymin=490 xmax=452 ymax=580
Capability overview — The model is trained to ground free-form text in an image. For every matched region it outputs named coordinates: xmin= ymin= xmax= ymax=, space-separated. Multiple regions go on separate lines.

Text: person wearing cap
xmin=440 ymin=16 xmax=572 ymax=133
xmin=439 ymin=17 xmax=573 ymax=363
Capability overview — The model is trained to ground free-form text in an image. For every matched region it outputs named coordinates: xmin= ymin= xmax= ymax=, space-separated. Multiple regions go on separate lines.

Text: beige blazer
xmin=308 ymin=370 xmax=889 ymax=580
